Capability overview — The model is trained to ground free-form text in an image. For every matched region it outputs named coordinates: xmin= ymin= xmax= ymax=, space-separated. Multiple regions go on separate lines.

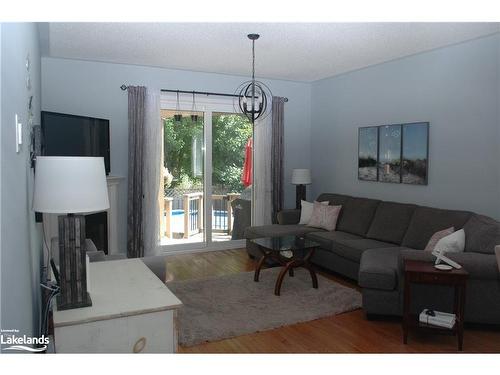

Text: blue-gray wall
xmin=41 ymin=57 xmax=312 ymax=252
xmin=311 ymin=33 xmax=500 ymax=219
xmin=1 ymin=23 xmax=42 ymax=340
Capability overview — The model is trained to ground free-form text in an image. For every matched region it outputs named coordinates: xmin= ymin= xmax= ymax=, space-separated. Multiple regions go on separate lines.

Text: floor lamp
xmin=33 ymin=156 xmax=109 ymax=310
xmin=291 ymin=169 xmax=312 ymax=210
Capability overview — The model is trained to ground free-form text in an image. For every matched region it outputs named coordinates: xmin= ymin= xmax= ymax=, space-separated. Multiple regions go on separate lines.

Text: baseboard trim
xmin=159 ymin=240 xmax=246 ymax=256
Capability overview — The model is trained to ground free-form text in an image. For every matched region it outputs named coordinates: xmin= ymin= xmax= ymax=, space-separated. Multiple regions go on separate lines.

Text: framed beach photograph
xmin=402 ymin=122 xmax=429 ymax=185
xmin=378 ymin=124 xmax=402 ymax=183
xmin=358 ymin=126 xmax=378 ymax=181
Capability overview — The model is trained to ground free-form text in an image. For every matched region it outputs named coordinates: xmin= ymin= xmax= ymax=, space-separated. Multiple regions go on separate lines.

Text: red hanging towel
xmin=241 ymin=138 xmax=253 ymax=187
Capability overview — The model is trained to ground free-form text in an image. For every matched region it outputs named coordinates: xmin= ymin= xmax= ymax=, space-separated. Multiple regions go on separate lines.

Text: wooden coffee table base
xmin=254 ymin=247 xmax=318 ymax=296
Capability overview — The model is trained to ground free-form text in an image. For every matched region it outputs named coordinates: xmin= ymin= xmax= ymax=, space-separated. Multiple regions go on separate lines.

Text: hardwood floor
xmin=164 ymin=249 xmax=500 ymax=353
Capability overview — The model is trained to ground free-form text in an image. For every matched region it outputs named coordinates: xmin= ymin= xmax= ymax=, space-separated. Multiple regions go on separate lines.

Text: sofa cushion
xmin=463 ymin=214 xmax=500 ymax=254
xmin=316 ymin=193 xmax=352 ymax=206
xmin=336 ymin=197 xmax=381 ymax=236
xmin=447 ymin=252 xmax=499 ymax=281
xmin=277 ymin=209 xmax=301 ymax=225
xmin=359 ymin=248 xmax=403 ymax=291
xmin=244 ymin=224 xmax=323 ymax=239
xmin=366 ymin=201 xmax=417 ymax=244
xmin=400 ymin=248 xmax=435 ymax=263
xmin=401 ymin=206 xmax=471 ymax=250
xmin=305 ymin=231 xmax=363 ymax=251
xmin=331 ymin=238 xmax=398 ymax=262
xmin=316 ymin=193 xmax=352 ymax=225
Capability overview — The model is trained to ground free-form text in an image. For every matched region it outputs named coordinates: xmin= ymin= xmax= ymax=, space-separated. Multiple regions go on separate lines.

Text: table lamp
xmin=291 ymin=169 xmax=312 ymax=209
xmin=33 ymin=156 xmax=109 ymax=310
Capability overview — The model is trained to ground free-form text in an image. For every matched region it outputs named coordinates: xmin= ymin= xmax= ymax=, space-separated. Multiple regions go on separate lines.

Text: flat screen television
xmin=41 ymin=111 xmax=110 ymax=175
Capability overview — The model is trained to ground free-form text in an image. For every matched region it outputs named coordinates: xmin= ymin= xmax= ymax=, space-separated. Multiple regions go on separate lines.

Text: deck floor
xmin=161 ymin=231 xmax=232 ymax=245
xmin=161 ymin=211 xmax=233 ymax=245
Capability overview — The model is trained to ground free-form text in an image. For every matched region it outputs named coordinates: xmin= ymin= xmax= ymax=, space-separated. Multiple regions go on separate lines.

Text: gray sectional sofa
xmin=245 ymin=193 xmax=500 ymax=325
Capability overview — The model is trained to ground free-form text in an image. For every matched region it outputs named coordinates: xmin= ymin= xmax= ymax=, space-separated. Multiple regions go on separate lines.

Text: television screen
xmin=41 ymin=111 xmax=110 ymax=175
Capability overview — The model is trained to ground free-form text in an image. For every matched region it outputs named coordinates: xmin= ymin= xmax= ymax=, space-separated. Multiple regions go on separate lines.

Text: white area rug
xmin=167 ymin=267 xmax=362 ymax=346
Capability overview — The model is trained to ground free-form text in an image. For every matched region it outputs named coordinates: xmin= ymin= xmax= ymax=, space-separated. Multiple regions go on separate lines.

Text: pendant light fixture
xmin=190 ymin=91 xmax=198 ymax=122
xmin=234 ymin=34 xmax=272 ymax=124
xmin=174 ymin=91 xmax=182 ymax=122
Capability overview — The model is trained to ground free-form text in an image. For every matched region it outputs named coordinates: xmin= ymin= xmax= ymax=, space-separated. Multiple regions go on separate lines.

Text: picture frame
xmin=378 ymin=124 xmax=402 ymax=183
xmin=358 ymin=126 xmax=378 ymax=181
xmin=402 ymin=122 xmax=429 ymax=185
xmin=357 ymin=122 xmax=429 ymax=185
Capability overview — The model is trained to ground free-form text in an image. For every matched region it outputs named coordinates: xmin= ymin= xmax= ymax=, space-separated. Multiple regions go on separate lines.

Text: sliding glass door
xmin=211 ymin=112 xmax=252 ymax=243
xmin=161 ymin=109 xmax=205 ymax=247
xmin=160 ymin=95 xmax=252 ymax=252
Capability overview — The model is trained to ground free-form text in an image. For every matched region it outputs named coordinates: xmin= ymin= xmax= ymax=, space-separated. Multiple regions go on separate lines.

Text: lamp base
xmin=295 ymin=184 xmax=307 ymax=209
xmin=57 ymin=214 xmax=92 ymax=310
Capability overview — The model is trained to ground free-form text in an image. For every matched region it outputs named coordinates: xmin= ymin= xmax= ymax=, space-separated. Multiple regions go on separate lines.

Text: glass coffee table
xmin=250 ymin=235 xmax=320 ymax=296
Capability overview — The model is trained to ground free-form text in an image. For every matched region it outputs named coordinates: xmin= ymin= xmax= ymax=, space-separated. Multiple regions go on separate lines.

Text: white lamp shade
xmin=291 ymin=169 xmax=312 ymax=185
xmin=33 ymin=156 xmax=110 ymax=214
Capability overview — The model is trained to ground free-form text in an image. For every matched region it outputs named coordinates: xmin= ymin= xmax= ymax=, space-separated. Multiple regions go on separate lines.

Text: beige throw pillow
xmin=307 ymin=202 xmax=342 ymax=231
xmin=299 ymin=200 xmax=329 ymax=225
xmin=424 ymin=227 xmax=455 ymax=252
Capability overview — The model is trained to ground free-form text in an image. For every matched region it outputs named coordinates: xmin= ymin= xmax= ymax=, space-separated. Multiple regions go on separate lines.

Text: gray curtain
xmin=271 ymin=97 xmax=285 ymax=223
xmin=127 ymin=86 xmax=146 ymax=258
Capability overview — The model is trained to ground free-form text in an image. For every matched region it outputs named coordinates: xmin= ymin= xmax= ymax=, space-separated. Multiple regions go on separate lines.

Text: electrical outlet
xmin=15 ymin=114 xmax=22 ymax=153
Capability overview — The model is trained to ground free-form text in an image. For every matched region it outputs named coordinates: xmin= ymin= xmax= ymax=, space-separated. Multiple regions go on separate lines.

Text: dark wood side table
xmin=403 ymin=259 xmax=468 ymax=351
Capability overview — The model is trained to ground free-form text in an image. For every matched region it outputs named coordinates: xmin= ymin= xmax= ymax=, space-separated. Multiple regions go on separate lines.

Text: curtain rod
xmin=119 ymin=85 xmax=288 ymax=102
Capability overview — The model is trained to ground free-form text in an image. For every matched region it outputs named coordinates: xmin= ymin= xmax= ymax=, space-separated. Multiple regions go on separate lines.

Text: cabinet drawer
xmin=54 ymin=310 xmax=176 ymax=353
xmin=407 ymin=272 xmax=461 ymax=285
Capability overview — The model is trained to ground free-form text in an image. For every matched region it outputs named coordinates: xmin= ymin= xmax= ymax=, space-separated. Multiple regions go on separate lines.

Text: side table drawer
xmin=54 ymin=310 xmax=176 ymax=353
xmin=409 ymin=272 xmax=442 ymax=283
xmin=407 ymin=271 xmax=464 ymax=285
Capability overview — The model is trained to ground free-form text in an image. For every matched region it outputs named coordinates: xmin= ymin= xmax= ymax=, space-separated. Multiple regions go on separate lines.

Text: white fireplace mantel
xmin=43 ymin=175 xmax=124 ymax=256
xmin=105 ymin=175 xmax=124 ymax=255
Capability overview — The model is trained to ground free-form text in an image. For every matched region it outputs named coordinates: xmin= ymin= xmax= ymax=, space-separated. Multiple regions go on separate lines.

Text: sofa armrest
xmin=495 ymin=245 xmax=500 ymax=273
xmin=400 ymin=249 xmax=499 ymax=280
xmin=399 ymin=249 xmax=435 ymax=263
xmin=277 ymin=209 xmax=301 ymax=225
xmin=446 ymin=252 xmax=499 ymax=280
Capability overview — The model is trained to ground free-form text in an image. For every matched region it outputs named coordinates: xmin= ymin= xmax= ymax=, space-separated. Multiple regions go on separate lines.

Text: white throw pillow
xmin=424 ymin=227 xmax=455 ymax=252
xmin=299 ymin=200 xmax=329 ymax=225
xmin=433 ymin=229 xmax=466 ymax=255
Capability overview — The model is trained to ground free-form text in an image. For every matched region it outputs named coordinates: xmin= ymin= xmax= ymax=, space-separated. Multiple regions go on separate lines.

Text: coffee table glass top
xmin=250 ymin=235 xmax=320 ymax=252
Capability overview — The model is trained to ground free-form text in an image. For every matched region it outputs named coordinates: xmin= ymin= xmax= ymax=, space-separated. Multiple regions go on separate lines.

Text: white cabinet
xmin=53 ymin=259 xmax=182 ymax=353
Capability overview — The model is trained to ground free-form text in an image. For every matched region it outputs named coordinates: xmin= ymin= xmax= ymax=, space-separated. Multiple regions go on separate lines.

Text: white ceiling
xmin=43 ymin=23 xmax=500 ymax=82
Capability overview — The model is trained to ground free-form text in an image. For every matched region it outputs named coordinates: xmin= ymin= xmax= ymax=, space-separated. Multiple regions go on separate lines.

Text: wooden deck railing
xmin=163 ymin=192 xmax=240 ymax=238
